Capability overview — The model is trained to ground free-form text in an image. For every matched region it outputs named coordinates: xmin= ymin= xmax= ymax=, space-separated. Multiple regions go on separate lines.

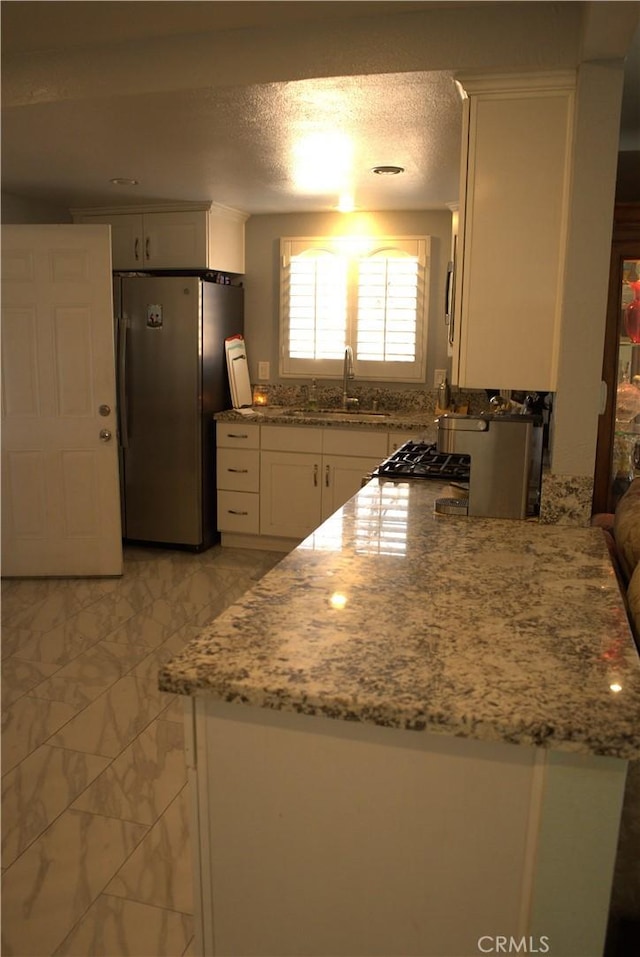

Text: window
xmin=280 ymin=236 xmax=430 ymax=382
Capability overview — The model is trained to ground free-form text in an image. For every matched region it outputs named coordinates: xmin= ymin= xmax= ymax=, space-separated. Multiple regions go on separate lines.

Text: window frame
xmin=279 ymin=235 xmax=431 ymax=382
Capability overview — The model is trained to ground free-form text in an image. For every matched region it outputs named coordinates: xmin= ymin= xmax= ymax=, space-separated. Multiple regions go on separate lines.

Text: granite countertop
xmin=159 ymin=479 xmax=640 ymax=760
xmin=214 ymin=406 xmax=435 ymax=431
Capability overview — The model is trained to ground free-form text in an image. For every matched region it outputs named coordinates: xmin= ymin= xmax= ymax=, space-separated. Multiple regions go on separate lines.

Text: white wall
xmin=244 ymin=209 xmax=452 ymax=389
xmin=1 ymin=191 xmax=71 ymax=224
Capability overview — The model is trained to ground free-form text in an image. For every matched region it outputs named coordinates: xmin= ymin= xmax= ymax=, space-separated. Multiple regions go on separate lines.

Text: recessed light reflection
xmin=336 ymin=193 xmax=356 ymax=213
xmin=329 ymin=592 xmax=348 ymax=610
xmin=610 ymin=682 xmax=623 ymax=694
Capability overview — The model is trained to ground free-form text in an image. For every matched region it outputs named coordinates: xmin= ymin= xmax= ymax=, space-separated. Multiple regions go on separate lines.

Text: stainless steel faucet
xmin=342 ymin=345 xmax=357 ymax=410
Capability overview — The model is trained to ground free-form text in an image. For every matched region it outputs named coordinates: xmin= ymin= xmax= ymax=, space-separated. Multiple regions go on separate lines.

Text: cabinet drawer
xmin=217 ymin=449 xmax=260 ymax=493
xmin=217 ymin=422 xmax=260 ymax=449
xmin=261 ymin=425 xmax=322 ymax=454
xmin=322 ymin=429 xmax=388 ymax=458
xmin=217 ymin=491 xmax=259 ymax=534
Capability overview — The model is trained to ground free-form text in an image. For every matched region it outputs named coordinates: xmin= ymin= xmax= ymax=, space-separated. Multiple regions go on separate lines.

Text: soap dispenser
xmin=309 ymin=378 xmax=318 ymax=410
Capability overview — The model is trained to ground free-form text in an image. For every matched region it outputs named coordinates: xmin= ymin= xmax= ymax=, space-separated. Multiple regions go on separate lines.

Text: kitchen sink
xmin=281 ymin=409 xmax=391 ymax=422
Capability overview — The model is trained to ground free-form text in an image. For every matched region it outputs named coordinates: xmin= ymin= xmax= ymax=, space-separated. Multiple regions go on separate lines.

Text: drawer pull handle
xmin=325 ymin=464 xmax=330 ymax=487
xmin=228 ymin=509 xmax=249 ymax=516
xmin=227 ymin=433 xmax=248 ymax=439
xmin=313 ymin=464 xmax=318 ymax=487
xmin=228 ymin=468 xmax=249 ymax=473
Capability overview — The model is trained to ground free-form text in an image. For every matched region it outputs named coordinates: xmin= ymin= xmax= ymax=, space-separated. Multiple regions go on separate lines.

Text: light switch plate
xmin=258 ymin=361 xmax=270 ymax=380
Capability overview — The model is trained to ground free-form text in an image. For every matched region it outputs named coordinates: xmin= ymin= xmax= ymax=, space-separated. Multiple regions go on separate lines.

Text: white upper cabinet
xmin=72 ymin=202 xmax=247 ymax=273
xmin=451 ymin=73 xmax=575 ymax=392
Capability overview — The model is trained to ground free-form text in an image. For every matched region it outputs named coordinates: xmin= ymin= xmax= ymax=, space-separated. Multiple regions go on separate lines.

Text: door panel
xmin=144 ymin=212 xmax=207 ymax=268
xmin=1 ymin=225 xmax=122 ymax=576
xmin=77 ymin=213 xmax=142 ymax=269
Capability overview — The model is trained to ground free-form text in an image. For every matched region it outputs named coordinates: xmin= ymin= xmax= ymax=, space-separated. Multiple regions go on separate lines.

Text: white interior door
xmin=1 ymin=225 xmax=123 ymax=577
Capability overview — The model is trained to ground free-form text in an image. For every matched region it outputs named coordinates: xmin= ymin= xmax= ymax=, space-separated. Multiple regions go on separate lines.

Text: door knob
xmin=99 ymin=429 xmax=112 ymax=442
xmin=99 ymin=404 xmax=111 ymax=416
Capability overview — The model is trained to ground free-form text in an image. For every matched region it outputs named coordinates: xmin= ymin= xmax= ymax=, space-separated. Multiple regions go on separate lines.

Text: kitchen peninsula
xmin=159 ymin=478 xmax=640 ymax=957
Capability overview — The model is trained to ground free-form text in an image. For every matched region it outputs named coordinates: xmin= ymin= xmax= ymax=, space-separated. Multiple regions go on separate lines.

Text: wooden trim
xmin=456 ymin=71 xmax=576 ymax=96
xmin=593 ymin=206 xmax=640 ymax=513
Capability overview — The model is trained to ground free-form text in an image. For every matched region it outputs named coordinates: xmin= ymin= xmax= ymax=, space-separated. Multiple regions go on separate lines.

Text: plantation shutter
xmin=288 ymin=248 xmax=347 ymax=360
xmin=280 ymin=236 xmax=430 ymax=381
xmin=356 ymin=249 xmax=420 ymax=362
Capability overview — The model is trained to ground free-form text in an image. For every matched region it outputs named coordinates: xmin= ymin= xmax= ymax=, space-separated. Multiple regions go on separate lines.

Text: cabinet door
xmin=321 ymin=455 xmax=385 ymax=522
xmin=452 ymin=74 xmax=574 ymax=391
xmin=260 ymin=451 xmax=321 ymax=539
xmin=143 ymin=211 xmax=209 ymax=269
xmin=387 ymin=431 xmax=416 ymax=454
xmin=76 ymin=213 xmax=143 ymax=269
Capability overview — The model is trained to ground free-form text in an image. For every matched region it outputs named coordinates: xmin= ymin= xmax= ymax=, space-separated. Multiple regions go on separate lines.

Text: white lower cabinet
xmin=259 ymin=425 xmax=321 ymax=539
xmin=260 ymin=450 xmax=321 ymax=539
xmin=216 ymin=424 xmax=260 ymax=535
xmin=216 ymin=490 xmax=260 ymax=535
xmin=217 ymin=448 xmax=259 ymax=494
xmin=260 ymin=450 xmax=384 ymax=538
xmin=217 ymin=422 xmax=413 ymax=544
xmin=388 ymin=431 xmax=416 ymax=453
xmin=259 ymin=426 xmax=388 ymax=539
xmin=320 ymin=454 xmax=386 ymax=521
xmin=189 ymin=698 xmax=626 ymax=957
xmin=320 ymin=429 xmax=388 ymax=524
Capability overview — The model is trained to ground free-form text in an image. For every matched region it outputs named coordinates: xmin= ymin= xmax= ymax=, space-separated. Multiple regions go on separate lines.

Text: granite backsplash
xmin=251 ymin=383 xmax=491 ymax=415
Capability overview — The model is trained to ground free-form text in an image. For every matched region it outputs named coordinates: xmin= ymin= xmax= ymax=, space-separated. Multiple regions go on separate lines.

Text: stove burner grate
xmin=374 ymin=440 xmax=470 ymax=482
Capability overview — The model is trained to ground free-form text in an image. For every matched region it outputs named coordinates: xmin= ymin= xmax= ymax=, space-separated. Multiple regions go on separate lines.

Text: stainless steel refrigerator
xmin=113 ymin=274 xmax=243 ymax=550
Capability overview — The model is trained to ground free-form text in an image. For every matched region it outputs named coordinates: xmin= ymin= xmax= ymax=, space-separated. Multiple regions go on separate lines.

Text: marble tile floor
xmin=1 ymin=543 xmax=284 ymax=957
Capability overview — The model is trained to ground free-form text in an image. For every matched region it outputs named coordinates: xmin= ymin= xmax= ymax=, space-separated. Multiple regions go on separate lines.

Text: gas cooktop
xmin=373 ymin=440 xmax=471 ymax=483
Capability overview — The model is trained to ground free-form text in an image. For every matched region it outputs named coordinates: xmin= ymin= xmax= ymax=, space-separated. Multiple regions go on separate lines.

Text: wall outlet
xmin=258 ymin=361 xmax=270 ymax=380
xmin=433 ymin=369 xmax=447 ymax=388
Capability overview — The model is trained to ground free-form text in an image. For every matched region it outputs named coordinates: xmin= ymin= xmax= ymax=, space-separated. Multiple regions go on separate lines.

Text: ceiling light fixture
xmin=371 ymin=165 xmax=405 ymax=176
xmin=109 ymin=177 xmax=139 ymax=186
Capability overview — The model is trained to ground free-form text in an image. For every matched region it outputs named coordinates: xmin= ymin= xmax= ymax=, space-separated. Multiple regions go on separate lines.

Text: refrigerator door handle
xmin=117 ymin=315 xmax=130 ymax=449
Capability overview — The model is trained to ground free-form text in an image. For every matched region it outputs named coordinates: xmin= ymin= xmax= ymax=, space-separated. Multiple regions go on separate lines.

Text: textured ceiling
xmin=1 ymin=1 xmax=638 ymax=216
xmin=0 ymin=1 xmax=453 ymax=53
xmin=1 ymin=71 xmax=463 ymax=213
